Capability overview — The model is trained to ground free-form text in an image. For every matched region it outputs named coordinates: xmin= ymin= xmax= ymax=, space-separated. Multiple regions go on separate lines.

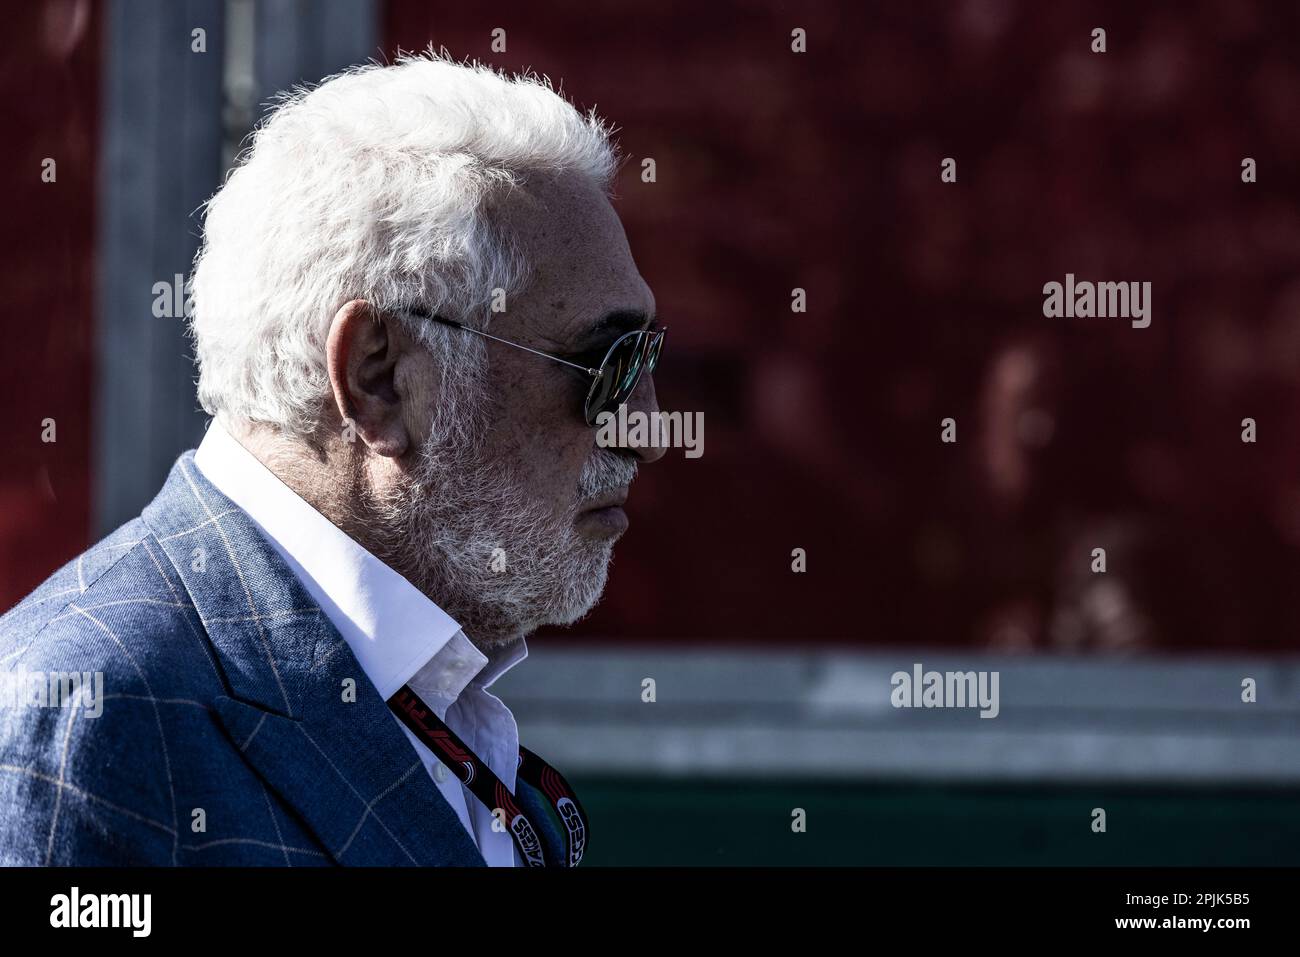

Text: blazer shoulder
xmin=0 ymin=519 xmax=152 ymax=645
xmin=0 ymin=522 xmax=222 ymax=865
xmin=0 ymin=520 xmax=220 ymax=689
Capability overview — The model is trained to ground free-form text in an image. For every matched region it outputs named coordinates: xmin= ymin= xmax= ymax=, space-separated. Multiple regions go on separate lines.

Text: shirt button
xmin=433 ymin=763 xmax=448 ymax=783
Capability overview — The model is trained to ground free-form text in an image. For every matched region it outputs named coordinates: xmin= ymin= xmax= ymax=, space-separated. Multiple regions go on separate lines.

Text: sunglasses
xmin=408 ymin=308 xmax=665 ymax=426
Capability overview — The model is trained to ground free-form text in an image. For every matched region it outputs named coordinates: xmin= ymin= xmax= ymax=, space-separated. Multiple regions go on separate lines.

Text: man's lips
xmin=581 ymin=487 xmax=629 ymax=513
xmin=576 ymin=487 xmax=631 ymax=538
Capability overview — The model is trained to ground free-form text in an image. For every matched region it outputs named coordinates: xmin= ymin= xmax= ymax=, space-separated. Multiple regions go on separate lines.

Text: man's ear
xmin=325 ymin=300 xmax=410 ymax=458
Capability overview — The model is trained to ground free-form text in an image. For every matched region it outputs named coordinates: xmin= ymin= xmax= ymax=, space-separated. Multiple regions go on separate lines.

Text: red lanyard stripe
xmin=387 ymin=685 xmax=588 ymax=867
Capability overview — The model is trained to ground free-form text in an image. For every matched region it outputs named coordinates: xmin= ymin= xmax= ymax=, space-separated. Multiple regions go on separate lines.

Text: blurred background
xmin=3 ymin=0 xmax=1300 ymax=863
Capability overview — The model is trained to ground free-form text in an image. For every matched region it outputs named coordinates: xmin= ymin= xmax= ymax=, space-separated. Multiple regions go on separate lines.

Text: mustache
xmin=578 ymin=450 xmax=638 ymax=500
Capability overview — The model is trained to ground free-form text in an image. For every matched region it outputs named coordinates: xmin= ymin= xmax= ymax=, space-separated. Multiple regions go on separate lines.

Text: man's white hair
xmin=189 ymin=51 xmax=621 ymax=437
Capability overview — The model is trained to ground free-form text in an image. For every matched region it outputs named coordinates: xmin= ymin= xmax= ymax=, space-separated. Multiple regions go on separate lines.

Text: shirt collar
xmin=193 ymin=418 xmax=527 ymax=701
xmin=477 ymin=636 xmax=529 ymax=689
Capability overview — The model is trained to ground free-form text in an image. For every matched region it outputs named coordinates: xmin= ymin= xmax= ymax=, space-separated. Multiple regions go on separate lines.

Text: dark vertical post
xmin=95 ymin=0 xmax=225 ymax=534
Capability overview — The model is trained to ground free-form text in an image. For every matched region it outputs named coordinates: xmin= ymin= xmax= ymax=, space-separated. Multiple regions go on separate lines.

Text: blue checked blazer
xmin=0 ymin=451 xmax=568 ymax=866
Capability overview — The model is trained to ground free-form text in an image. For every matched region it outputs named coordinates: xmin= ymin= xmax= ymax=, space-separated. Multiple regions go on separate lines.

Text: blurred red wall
xmin=5 ymin=1 xmax=1300 ymax=656
xmin=0 ymin=0 xmax=99 ymax=610
xmin=389 ymin=0 xmax=1300 ymax=653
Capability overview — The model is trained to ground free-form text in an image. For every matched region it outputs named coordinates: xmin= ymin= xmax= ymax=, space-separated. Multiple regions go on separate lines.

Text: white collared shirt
xmin=194 ymin=418 xmax=528 ymax=866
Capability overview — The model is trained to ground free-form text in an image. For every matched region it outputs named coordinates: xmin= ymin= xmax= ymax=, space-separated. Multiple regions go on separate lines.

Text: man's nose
xmin=622 ymin=370 xmax=667 ymax=464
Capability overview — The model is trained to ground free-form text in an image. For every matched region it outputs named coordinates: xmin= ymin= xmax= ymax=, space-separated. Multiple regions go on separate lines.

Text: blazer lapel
xmin=211 ymin=646 xmax=485 ymax=866
xmin=144 ymin=451 xmax=485 ymax=866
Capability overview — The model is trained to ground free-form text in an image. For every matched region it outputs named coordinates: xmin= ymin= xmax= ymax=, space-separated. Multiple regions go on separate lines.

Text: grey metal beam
xmin=95 ymin=0 xmax=225 ymax=534
xmin=493 ymin=647 xmax=1300 ymax=784
xmin=253 ymin=0 xmax=379 ymax=123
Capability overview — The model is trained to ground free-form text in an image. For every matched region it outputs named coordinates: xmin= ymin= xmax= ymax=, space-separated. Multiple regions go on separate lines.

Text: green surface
xmin=573 ymin=776 xmax=1300 ymax=866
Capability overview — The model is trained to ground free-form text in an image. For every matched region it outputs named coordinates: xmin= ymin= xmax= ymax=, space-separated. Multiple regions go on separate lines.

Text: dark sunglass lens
xmin=618 ymin=343 xmax=644 ymax=395
xmin=585 ymin=333 xmax=642 ymax=423
xmin=647 ymin=331 xmax=664 ymax=372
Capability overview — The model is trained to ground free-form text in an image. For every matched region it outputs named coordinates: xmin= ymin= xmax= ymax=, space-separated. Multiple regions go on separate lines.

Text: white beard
xmin=362 ymin=420 xmax=638 ymax=648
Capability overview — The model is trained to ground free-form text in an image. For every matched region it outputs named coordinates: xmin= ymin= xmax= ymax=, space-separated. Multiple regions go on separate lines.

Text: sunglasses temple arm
xmin=433 ymin=316 xmax=602 ymax=378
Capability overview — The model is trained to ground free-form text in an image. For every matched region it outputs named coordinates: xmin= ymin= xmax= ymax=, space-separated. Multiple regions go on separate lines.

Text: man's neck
xmin=219 ymin=416 xmax=528 ymax=653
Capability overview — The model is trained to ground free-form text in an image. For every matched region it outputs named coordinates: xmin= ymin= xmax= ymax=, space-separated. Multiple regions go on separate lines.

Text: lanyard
xmin=387 ymin=684 xmax=589 ymax=867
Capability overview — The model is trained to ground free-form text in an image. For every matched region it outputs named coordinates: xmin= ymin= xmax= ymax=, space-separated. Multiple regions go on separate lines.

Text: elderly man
xmin=0 ymin=54 xmax=665 ymax=866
